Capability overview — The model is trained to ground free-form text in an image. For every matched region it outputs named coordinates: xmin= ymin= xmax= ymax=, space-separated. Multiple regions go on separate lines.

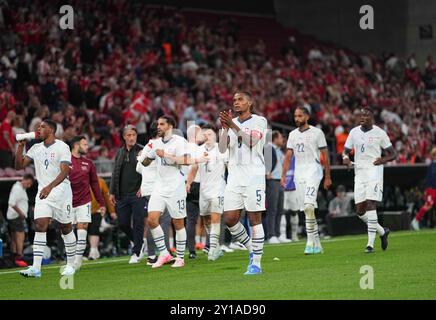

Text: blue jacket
xmin=285 ymin=157 xmax=296 ymax=191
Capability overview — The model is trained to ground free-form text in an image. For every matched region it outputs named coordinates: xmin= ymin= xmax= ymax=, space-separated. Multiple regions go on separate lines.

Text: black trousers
xmin=186 ymin=182 xmax=200 ymax=253
xmin=265 ymin=179 xmax=284 ymax=238
xmin=116 ymin=194 xmax=146 ymax=256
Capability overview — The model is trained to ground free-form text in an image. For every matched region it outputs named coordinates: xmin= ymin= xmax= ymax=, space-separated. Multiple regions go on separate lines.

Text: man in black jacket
xmin=109 ymin=125 xmax=146 ymax=263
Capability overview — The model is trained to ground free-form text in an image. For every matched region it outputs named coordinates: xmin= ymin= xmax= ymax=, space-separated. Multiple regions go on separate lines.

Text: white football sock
xmin=251 ymin=224 xmax=265 ymax=268
xmin=32 ymin=232 xmax=46 ymax=271
xmin=228 ymin=222 xmax=252 ymax=253
xmin=175 ymin=228 xmax=187 ymax=259
xmin=151 ymin=225 xmax=169 ymax=256
xmin=62 ymin=231 xmax=77 ymax=267
xmin=74 ymin=229 xmax=87 ymax=266
xmin=366 ymin=210 xmax=378 ymax=248
xmin=359 ymin=212 xmax=385 ymax=236
xmin=210 ymin=223 xmax=220 ymax=250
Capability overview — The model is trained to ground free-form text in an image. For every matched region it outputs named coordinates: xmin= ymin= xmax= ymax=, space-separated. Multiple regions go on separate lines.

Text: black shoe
xmin=380 ymin=227 xmax=390 ymax=251
xmin=146 ymin=256 xmax=157 ymax=266
xmin=189 ymin=252 xmax=197 ymax=259
xmin=365 ymin=246 xmax=375 ymax=253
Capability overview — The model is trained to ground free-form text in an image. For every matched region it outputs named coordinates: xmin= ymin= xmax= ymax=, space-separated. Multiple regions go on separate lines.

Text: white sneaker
xmin=208 ymin=248 xmax=224 ymax=261
xmin=278 ymin=235 xmax=292 ymax=243
xmin=229 ymin=242 xmax=247 ymax=250
xmin=88 ymin=249 xmax=100 ymax=260
xmin=411 ymin=219 xmax=420 ymax=231
xmin=128 ymin=253 xmax=141 ymax=264
xmin=60 ymin=265 xmax=75 ymax=276
xmin=220 ymin=245 xmax=234 ymax=253
xmin=268 ymin=236 xmax=280 ymax=244
xmin=171 ymin=257 xmax=185 ymax=268
xmin=291 ymin=234 xmax=300 ymax=242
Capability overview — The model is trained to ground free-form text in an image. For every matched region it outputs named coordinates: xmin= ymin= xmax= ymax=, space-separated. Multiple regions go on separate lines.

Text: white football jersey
xmin=182 ymin=142 xmax=201 ymax=183
xmin=25 ymin=139 xmax=72 ymax=207
xmin=286 ymin=125 xmax=327 ymax=181
xmin=136 ymin=138 xmax=158 ymax=197
xmin=344 ymin=125 xmax=392 ymax=180
xmin=198 ymin=143 xmax=228 ymax=199
xmin=148 ymin=134 xmax=189 ymax=197
xmin=227 ymin=114 xmax=268 ymax=187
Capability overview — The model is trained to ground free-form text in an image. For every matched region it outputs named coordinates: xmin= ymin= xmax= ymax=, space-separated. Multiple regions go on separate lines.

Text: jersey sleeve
xmin=380 ymin=130 xmax=393 ymax=149
xmin=316 ymin=130 xmax=328 ymax=149
xmin=25 ymin=145 xmax=35 ymax=161
xmin=286 ymin=133 xmax=293 ymax=150
xmin=344 ymin=131 xmax=354 ymax=150
xmin=251 ymin=117 xmax=267 ymax=139
xmin=60 ymin=144 xmax=72 ymax=164
xmin=147 ymin=145 xmax=156 ymax=159
xmin=138 ymin=140 xmax=154 ymax=163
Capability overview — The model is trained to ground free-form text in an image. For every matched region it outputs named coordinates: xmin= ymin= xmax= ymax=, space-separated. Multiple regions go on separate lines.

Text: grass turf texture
xmin=1 ymin=229 xmax=435 ymax=300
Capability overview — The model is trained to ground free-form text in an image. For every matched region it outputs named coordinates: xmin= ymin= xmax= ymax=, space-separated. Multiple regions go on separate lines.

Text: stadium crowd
xmin=0 ymin=0 xmax=435 ymax=173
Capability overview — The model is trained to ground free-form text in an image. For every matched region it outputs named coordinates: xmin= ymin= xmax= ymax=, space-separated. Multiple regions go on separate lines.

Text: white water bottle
xmin=16 ymin=132 xmax=36 ymax=141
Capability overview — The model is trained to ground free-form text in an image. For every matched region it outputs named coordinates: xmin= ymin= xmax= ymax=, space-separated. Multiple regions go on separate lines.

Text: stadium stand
xmin=0 ymin=0 xmax=434 ymax=175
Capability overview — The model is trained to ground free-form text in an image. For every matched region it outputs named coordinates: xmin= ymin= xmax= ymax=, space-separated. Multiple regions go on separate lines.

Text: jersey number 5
xmin=256 ymin=189 xmax=262 ymax=202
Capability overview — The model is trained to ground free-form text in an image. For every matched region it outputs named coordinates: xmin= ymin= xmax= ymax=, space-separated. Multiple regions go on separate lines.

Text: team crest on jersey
xmin=50 ymin=153 xmax=55 ymax=160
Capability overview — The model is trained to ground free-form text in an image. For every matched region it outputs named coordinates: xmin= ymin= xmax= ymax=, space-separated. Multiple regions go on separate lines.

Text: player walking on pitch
xmin=15 ymin=120 xmax=77 ymax=278
xmin=69 ymin=135 xmax=106 ymax=270
xmin=281 ymin=107 xmax=332 ymax=255
xmin=342 ymin=107 xmax=396 ymax=253
xmin=219 ymin=91 xmax=268 ymax=275
xmin=187 ymin=124 xmax=228 ymax=261
xmin=139 ymin=116 xmax=209 ymax=268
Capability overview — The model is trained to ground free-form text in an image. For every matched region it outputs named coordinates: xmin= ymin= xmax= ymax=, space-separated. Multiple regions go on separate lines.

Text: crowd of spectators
xmin=0 ymin=0 xmax=435 ymax=174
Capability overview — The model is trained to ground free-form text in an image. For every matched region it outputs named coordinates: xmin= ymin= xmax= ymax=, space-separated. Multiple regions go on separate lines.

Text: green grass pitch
xmin=1 ymin=230 xmax=436 ymax=300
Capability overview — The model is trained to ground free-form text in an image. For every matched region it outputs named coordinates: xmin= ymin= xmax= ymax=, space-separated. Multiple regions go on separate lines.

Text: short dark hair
xmin=23 ymin=174 xmax=34 ymax=182
xmin=149 ymin=121 xmax=158 ymax=138
xmin=271 ymin=130 xmax=282 ymax=142
xmin=200 ymin=123 xmax=216 ymax=132
xmin=360 ymin=106 xmax=374 ymax=115
xmin=236 ymin=91 xmax=253 ymax=101
xmin=70 ymin=135 xmax=86 ymax=150
xmin=42 ymin=119 xmax=57 ymax=134
xmin=295 ymin=106 xmax=310 ymax=116
xmin=159 ymin=115 xmax=176 ymax=128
